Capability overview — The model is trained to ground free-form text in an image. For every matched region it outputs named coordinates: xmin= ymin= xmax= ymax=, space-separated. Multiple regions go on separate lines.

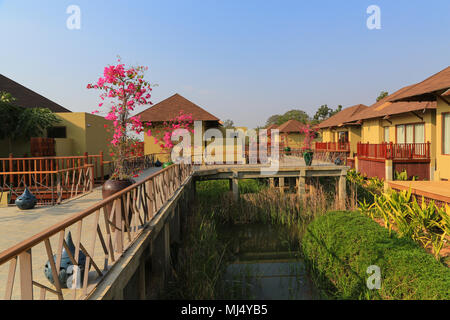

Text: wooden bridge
xmin=0 ymin=161 xmax=348 ymax=300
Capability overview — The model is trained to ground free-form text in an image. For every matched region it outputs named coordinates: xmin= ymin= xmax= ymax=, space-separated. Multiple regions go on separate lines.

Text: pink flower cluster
xmin=88 ymin=59 xmax=195 ymax=178
xmin=87 ymin=59 xmax=153 ymax=148
xmin=300 ymin=124 xmax=318 ymax=151
xmin=147 ymin=111 xmax=194 ymax=150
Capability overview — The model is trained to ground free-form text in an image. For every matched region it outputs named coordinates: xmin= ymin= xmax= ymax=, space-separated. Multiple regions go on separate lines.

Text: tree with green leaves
xmin=376 ymin=91 xmax=389 ymax=102
xmin=312 ymin=104 xmax=342 ymax=124
xmin=222 ymin=119 xmax=234 ymax=129
xmin=265 ymin=109 xmax=310 ymax=127
xmin=0 ymin=97 xmax=61 ymax=154
xmin=0 ymin=91 xmax=16 ymax=103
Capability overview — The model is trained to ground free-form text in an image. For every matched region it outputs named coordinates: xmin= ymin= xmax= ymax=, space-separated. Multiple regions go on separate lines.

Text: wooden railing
xmin=315 ymin=142 xmax=350 ymax=152
xmin=0 ymin=163 xmax=193 ymax=300
xmin=357 ymin=142 xmax=431 ymax=160
xmin=0 ymin=152 xmax=107 ymax=187
xmin=0 ymin=165 xmax=94 ymax=205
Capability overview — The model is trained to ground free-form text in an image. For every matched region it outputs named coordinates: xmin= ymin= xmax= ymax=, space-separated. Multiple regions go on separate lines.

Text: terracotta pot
xmin=102 ymin=179 xmax=135 ymax=200
xmin=102 ymin=179 xmax=136 ymax=228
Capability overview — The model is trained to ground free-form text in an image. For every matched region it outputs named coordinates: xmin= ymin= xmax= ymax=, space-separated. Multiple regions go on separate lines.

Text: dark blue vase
xmin=15 ymin=187 xmax=37 ymax=210
xmin=44 ymin=232 xmax=86 ymax=288
xmin=155 ymin=159 xmax=162 ymax=167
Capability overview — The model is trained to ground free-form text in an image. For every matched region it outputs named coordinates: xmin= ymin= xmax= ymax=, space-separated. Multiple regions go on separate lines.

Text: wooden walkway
xmin=0 ymin=167 xmax=162 ymax=300
xmin=388 ymin=181 xmax=450 ymax=205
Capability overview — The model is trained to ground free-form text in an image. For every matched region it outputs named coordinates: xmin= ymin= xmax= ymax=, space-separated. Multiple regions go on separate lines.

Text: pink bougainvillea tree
xmin=146 ymin=111 xmax=194 ymax=152
xmin=88 ymin=59 xmax=194 ymax=179
xmin=300 ymin=124 xmax=318 ymax=152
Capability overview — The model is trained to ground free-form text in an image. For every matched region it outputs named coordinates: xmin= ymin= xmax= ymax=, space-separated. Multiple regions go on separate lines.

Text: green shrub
xmin=302 ymin=211 xmax=450 ymax=300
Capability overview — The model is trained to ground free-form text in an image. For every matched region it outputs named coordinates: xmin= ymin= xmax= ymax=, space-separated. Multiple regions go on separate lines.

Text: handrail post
xmin=9 ymin=153 xmax=13 ymax=187
xmin=89 ymin=165 xmax=94 ymax=191
xmin=100 ymin=151 xmax=104 ymax=183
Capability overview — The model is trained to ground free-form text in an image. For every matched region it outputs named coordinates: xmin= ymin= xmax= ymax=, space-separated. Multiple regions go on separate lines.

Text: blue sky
xmin=0 ymin=0 xmax=449 ymax=128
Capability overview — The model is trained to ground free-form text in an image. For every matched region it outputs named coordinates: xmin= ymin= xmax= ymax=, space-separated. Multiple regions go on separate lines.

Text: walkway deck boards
xmin=388 ymin=181 xmax=450 ymax=204
xmin=0 ymin=167 xmax=161 ymax=300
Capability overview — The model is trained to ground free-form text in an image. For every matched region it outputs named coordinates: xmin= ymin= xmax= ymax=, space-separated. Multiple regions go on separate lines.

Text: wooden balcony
xmin=357 ymin=142 xmax=431 ymax=161
xmin=315 ymin=142 xmax=350 ymax=152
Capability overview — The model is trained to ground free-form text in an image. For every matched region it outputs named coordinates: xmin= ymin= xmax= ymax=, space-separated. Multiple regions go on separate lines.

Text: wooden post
xmin=339 ymin=172 xmax=347 ymax=210
xmin=269 ymin=178 xmax=274 ymax=188
xmin=297 ymin=170 xmax=306 ymax=202
xmin=9 ymin=153 xmax=13 ymax=187
xmin=89 ymin=166 xmax=94 ymax=191
xmin=19 ymin=249 xmax=33 ymax=300
xmin=232 ymin=178 xmax=239 ymax=201
xmin=138 ymin=256 xmax=146 ymax=300
xmin=164 ymin=223 xmax=170 ymax=273
xmin=279 ymin=177 xmax=285 ymax=194
xmin=100 ymin=151 xmax=104 ymax=183
xmin=384 ymin=159 xmax=393 ymax=192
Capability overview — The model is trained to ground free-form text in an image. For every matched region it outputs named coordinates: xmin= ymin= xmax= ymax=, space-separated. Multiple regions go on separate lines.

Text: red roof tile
xmin=317 ymin=104 xmax=368 ymax=129
xmin=356 ymin=85 xmax=436 ymax=121
xmin=391 ymin=66 xmax=450 ymax=102
xmin=136 ymin=93 xmax=220 ymax=123
xmin=277 ymin=119 xmax=305 ymax=133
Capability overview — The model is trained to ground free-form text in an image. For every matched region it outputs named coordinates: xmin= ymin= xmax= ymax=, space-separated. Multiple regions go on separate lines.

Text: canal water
xmin=219 ymin=224 xmax=319 ymax=300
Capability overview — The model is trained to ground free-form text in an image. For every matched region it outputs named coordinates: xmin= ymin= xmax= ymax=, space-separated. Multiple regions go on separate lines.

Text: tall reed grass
xmin=166 ymin=178 xmax=339 ymax=299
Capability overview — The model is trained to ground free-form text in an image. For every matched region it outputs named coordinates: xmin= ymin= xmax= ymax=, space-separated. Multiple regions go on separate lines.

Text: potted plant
xmin=87 ymin=59 xmax=154 ymax=198
xmin=284 ymin=146 xmax=291 ymax=156
xmin=300 ymin=124 xmax=317 ymax=166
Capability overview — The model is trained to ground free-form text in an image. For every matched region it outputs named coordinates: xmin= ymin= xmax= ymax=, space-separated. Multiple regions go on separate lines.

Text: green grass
xmin=302 ymin=211 xmax=450 ymax=300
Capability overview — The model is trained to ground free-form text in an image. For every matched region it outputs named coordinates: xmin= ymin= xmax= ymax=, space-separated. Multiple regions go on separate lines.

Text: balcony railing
xmin=315 ymin=142 xmax=350 ymax=152
xmin=357 ymin=142 xmax=431 ymax=160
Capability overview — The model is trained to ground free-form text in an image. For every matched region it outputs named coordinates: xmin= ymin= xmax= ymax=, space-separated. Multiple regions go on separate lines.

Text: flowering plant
xmin=146 ymin=111 xmax=194 ymax=151
xmin=88 ymin=59 xmax=194 ymax=179
xmin=300 ymin=124 xmax=317 ymax=152
xmin=87 ymin=59 xmax=153 ymax=180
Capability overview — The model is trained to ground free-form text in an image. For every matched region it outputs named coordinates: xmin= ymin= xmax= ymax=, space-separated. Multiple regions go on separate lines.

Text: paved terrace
xmin=0 ymin=158 xmax=348 ymax=299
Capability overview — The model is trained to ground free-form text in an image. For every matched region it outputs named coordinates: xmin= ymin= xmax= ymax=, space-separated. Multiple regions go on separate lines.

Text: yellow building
xmin=389 ymin=66 xmax=450 ymax=181
xmin=316 ymin=104 xmax=368 ymax=156
xmin=52 ymin=112 xmax=112 ymax=159
xmin=0 ymin=74 xmax=112 ymax=158
xmin=277 ymin=119 xmax=306 ymax=149
xmin=137 ymin=93 xmax=223 ymax=163
xmin=357 ymin=85 xmax=436 ymax=149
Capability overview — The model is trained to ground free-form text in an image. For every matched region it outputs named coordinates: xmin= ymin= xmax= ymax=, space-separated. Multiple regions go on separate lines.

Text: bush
xmin=302 ymin=211 xmax=450 ymax=300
